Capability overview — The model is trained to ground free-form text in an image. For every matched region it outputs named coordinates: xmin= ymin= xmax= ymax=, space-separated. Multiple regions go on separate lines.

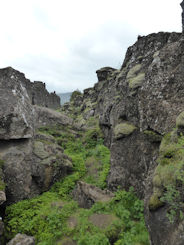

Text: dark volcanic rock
xmin=0 ymin=134 xmax=72 ymax=203
xmin=0 ymin=67 xmax=73 ymax=203
xmin=62 ymin=31 xmax=184 ymax=245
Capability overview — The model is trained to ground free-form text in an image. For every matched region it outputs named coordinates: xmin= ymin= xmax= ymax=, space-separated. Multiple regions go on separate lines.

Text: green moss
xmin=127 ymin=64 xmax=142 ymax=79
xmin=143 ymin=130 xmax=162 ymax=142
xmin=176 ymin=111 xmax=184 ymax=128
xmin=114 ymin=123 xmax=137 ymax=140
xmin=126 ymin=64 xmax=145 ymax=89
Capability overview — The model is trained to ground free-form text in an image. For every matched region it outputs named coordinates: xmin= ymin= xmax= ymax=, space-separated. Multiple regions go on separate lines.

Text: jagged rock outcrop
xmin=7 ymin=233 xmax=35 ymax=245
xmin=0 ymin=67 xmax=73 ymax=204
xmin=62 ymin=31 xmax=184 ymax=244
xmin=66 ymin=32 xmax=182 ymax=197
xmin=0 ymin=67 xmax=60 ymax=110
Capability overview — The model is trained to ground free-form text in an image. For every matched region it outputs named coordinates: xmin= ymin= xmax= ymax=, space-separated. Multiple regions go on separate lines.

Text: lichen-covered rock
xmin=7 ymin=233 xmax=35 ymax=245
xmin=72 ymin=181 xmax=114 ymax=208
xmin=114 ymin=122 xmax=136 ymax=139
xmin=126 ymin=64 xmax=145 ymax=89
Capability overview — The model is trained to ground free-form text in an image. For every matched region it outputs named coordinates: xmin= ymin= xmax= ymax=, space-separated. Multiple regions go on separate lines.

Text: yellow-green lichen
xmin=114 ymin=123 xmax=137 ymax=140
xmin=126 ymin=64 xmax=145 ymax=89
xmin=129 ymin=73 xmax=145 ymax=89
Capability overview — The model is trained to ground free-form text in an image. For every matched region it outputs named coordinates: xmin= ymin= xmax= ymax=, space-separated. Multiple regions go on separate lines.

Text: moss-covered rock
xmin=126 ymin=64 xmax=145 ymax=89
xmin=143 ymin=130 xmax=162 ymax=143
xmin=149 ymin=191 xmax=163 ymax=211
xmin=149 ymin=128 xmax=184 ymax=213
xmin=114 ymin=123 xmax=137 ymax=140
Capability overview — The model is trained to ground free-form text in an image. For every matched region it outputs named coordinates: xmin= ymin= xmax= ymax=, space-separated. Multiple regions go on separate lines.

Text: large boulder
xmin=0 ymin=133 xmax=72 ymax=203
xmin=34 ymin=105 xmax=73 ymax=129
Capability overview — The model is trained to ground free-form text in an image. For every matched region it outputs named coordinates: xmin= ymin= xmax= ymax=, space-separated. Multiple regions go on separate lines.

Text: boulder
xmin=0 ymin=133 xmax=72 ymax=203
xmin=7 ymin=233 xmax=35 ymax=245
xmin=72 ymin=181 xmax=114 ymax=208
xmin=34 ymin=105 xmax=73 ymax=128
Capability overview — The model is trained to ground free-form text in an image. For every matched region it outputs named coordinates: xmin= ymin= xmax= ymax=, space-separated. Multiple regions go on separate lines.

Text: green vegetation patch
xmin=149 ymin=129 xmax=184 ymax=222
xmin=114 ymin=122 xmax=137 ymax=140
xmin=70 ymin=90 xmax=82 ymax=102
xmin=5 ymin=123 xmax=148 ymax=245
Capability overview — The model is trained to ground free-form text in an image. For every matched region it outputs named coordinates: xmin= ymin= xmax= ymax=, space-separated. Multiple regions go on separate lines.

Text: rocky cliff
xmin=1 ymin=14 xmax=184 ymax=245
xmin=61 ymin=31 xmax=184 ymax=245
xmin=0 ymin=67 xmax=72 ymax=206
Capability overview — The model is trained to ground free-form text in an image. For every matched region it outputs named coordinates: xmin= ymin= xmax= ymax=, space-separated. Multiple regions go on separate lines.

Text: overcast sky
xmin=0 ymin=0 xmax=182 ymax=93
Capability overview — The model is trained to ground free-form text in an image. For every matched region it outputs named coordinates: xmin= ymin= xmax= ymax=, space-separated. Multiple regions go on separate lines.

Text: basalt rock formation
xmin=1 ymin=6 xmax=184 ymax=244
xmin=62 ymin=31 xmax=184 ymax=244
xmin=0 ymin=67 xmax=72 ymax=205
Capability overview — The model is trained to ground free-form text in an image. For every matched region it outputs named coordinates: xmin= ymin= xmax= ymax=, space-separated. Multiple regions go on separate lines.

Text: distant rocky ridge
xmin=0 ymin=67 xmax=61 ymax=110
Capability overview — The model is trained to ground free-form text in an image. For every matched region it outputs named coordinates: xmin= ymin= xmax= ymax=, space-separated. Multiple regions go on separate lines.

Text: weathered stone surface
xmin=7 ymin=233 xmax=35 ymax=245
xmin=31 ymin=81 xmax=60 ymax=109
xmin=0 ymin=67 xmax=34 ymax=139
xmin=0 ymin=133 xmax=72 ymax=203
xmin=96 ymin=67 xmax=117 ymax=81
xmin=34 ymin=105 xmax=73 ymax=129
xmin=72 ymin=181 xmax=114 ymax=208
